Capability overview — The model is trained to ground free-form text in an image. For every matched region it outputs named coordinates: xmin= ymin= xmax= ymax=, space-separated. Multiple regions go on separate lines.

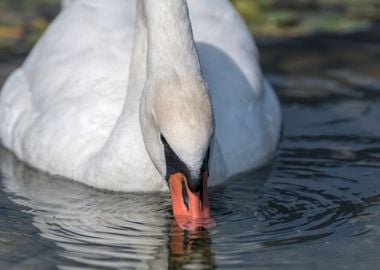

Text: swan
xmin=0 ymin=0 xmax=281 ymax=222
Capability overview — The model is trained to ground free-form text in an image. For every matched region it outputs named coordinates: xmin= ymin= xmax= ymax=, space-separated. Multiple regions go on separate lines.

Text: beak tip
xmin=169 ymin=172 xmax=213 ymax=230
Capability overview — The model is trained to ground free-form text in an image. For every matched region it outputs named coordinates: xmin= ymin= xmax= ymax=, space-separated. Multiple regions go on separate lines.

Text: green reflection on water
xmin=0 ymin=0 xmax=379 ymax=50
xmin=0 ymin=0 xmax=59 ymax=51
xmin=232 ymin=0 xmax=379 ymax=37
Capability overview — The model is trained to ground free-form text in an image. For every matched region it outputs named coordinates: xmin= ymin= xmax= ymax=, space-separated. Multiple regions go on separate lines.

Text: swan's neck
xmin=126 ymin=0 xmax=202 ymax=106
xmin=86 ymin=0 xmax=207 ymax=187
xmin=136 ymin=0 xmax=208 ymax=177
xmin=144 ymin=0 xmax=202 ymax=77
xmin=124 ymin=0 xmax=148 ymax=105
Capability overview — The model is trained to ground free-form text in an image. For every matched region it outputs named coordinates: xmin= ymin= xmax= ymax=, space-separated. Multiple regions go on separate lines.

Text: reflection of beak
xmin=169 ymin=220 xmax=215 ymax=268
xmin=169 ymin=172 xmax=214 ymax=230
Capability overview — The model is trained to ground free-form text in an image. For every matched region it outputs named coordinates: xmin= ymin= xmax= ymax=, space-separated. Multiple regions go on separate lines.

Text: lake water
xmin=0 ymin=28 xmax=380 ymax=269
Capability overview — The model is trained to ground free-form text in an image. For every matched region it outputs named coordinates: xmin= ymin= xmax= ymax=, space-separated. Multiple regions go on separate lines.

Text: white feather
xmin=0 ymin=0 xmax=281 ymax=191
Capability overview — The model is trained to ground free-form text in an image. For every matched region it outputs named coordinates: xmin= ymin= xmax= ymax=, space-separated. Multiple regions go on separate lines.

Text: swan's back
xmin=0 ymin=0 xmax=135 ymax=177
xmin=0 ymin=0 xmax=281 ymax=187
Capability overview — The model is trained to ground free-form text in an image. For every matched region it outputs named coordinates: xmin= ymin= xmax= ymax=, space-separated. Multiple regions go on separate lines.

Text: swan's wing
xmin=189 ymin=0 xmax=262 ymax=96
xmin=0 ymin=0 xmax=136 ymax=177
xmin=0 ymin=68 xmax=32 ymax=156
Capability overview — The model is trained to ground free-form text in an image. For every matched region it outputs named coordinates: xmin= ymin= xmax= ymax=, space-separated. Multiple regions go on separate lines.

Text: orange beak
xmin=169 ymin=172 xmax=214 ymax=230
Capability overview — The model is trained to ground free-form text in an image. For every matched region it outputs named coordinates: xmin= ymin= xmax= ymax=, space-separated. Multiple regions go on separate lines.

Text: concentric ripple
xmin=1 ymin=31 xmax=380 ymax=270
xmin=2 ymin=138 xmax=380 ymax=270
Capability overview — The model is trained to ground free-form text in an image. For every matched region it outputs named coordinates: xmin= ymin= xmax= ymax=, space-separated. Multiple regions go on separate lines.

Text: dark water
xmin=1 ymin=29 xmax=380 ymax=269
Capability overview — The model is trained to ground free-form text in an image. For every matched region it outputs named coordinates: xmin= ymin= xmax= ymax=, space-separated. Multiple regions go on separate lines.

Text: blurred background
xmin=0 ymin=0 xmax=379 ymax=52
xmin=1 ymin=2 xmax=380 ymax=269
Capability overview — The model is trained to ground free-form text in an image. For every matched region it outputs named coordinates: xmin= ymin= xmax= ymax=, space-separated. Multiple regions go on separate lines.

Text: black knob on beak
xmin=187 ymin=176 xmax=202 ymax=193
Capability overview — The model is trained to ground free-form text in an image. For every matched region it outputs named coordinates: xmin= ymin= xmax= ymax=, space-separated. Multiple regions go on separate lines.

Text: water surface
xmin=0 ymin=29 xmax=380 ymax=269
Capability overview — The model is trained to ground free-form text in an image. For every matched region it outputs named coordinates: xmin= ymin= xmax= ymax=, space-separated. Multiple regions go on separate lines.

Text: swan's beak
xmin=168 ymin=172 xmax=214 ymax=230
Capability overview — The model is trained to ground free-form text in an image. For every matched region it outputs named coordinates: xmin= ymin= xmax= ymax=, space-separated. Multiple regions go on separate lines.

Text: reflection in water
xmin=3 ymin=137 xmax=380 ymax=269
xmin=0 ymin=148 xmax=217 ymax=269
xmin=0 ymin=148 xmax=169 ymax=269
xmin=1 ymin=30 xmax=380 ymax=269
xmin=169 ymin=221 xmax=215 ymax=269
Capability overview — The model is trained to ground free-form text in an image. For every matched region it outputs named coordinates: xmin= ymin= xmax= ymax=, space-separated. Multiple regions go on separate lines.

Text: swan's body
xmin=0 ymin=0 xmax=281 ymax=194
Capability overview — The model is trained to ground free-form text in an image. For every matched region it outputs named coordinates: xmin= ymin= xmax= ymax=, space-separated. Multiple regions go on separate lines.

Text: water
xmin=0 ymin=29 xmax=380 ymax=269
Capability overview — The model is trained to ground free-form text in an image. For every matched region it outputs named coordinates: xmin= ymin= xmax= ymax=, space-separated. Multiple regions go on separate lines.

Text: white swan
xmin=0 ymin=0 xmax=281 ymax=221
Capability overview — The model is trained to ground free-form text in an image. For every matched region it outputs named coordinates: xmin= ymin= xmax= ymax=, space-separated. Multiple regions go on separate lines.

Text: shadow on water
xmin=1 ymin=25 xmax=380 ymax=269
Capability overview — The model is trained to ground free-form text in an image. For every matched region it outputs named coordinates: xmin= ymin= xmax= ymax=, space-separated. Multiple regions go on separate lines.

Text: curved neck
xmin=87 ymin=0 xmax=206 ymax=185
xmin=127 ymin=0 xmax=202 ymax=103
xmin=143 ymin=0 xmax=202 ymax=78
xmin=126 ymin=0 xmax=147 ymax=101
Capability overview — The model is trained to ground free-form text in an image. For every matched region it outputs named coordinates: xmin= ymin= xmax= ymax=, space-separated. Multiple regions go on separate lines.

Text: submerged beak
xmin=168 ymin=172 xmax=214 ymax=230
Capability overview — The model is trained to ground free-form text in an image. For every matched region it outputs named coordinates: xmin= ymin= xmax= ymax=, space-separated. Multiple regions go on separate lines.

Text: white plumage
xmin=0 ymin=0 xmax=281 ymax=192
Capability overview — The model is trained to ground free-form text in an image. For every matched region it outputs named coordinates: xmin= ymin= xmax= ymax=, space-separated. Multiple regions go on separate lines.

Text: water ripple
xmin=2 ymin=33 xmax=380 ymax=269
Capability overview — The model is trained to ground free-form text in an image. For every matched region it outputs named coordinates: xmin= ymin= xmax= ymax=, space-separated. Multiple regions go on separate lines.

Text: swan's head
xmin=140 ymin=72 xmax=213 ymax=224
